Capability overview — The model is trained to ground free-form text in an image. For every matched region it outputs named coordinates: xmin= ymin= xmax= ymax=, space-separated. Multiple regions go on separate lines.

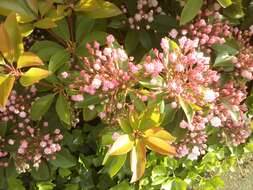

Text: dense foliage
xmin=0 ymin=0 xmax=253 ymax=189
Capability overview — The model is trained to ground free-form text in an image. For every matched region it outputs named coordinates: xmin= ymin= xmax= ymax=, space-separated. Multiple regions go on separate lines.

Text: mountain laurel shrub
xmin=0 ymin=0 xmax=253 ymax=189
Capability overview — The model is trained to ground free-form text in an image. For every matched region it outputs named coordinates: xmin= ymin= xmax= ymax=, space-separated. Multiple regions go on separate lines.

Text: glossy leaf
xmin=0 ymin=74 xmax=15 ymax=107
xmin=144 ymin=136 xmax=176 ymax=156
xmin=144 ymin=127 xmax=176 ymax=142
xmin=48 ymin=49 xmax=70 ymax=73
xmin=130 ymin=140 xmax=146 ymax=183
xmin=17 ymin=52 xmax=43 ymax=68
xmin=223 ymin=0 xmax=244 ymax=19
xmin=19 ymin=67 xmax=51 ymax=86
xmin=76 ymin=1 xmax=122 ymax=19
xmin=180 ymin=0 xmax=203 ymax=25
xmin=56 ymin=94 xmax=71 ymax=125
xmin=109 ymin=134 xmax=134 ymax=156
xmin=4 ymin=13 xmax=23 ymax=62
xmin=30 ymin=94 xmax=55 ymax=120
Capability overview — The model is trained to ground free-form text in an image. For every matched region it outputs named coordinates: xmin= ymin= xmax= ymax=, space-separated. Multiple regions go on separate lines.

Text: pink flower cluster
xmin=121 ymin=0 xmax=164 ymax=30
xmin=0 ymin=88 xmax=63 ymax=172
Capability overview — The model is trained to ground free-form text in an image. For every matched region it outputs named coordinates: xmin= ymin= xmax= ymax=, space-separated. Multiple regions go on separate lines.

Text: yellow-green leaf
xmin=34 ymin=18 xmax=57 ymax=29
xmin=109 ymin=134 xmax=134 ymax=156
xmin=0 ymin=75 xmax=15 ymax=107
xmin=144 ymin=136 xmax=176 ymax=156
xmin=118 ymin=117 xmax=133 ymax=134
xmin=38 ymin=0 xmax=53 ymax=16
xmin=178 ymin=96 xmax=195 ymax=124
xmin=26 ymin=0 xmax=38 ymax=14
xmin=0 ymin=24 xmax=13 ymax=62
xmin=19 ymin=67 xmax=51 ymax=86
xmin=17 ymin=52 xmax=43 ymax=69
xmin=4 ymin=13 xmax=23 ymax=62
xmin=144 ymin=127 xmax=176 ymax=142
xmin=102 ymin=154 xmax=127 ymax=177
xmin=130 ymin=140 xmax=146 ymax=183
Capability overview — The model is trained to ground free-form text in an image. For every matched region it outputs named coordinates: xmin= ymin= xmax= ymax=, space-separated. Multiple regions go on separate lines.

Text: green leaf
xmin=223 ymin=0 xmax=244 ymax=19
xmin=75 ymin=1 xmax=122 ymax=19
xmin=125 ymin=30 xmax=139 ymax=54
xmin=109 ymin=181 xmax=133 ymax=190
xmin=75 ymin=15 xmax=95 ymax=44
xmin=7 ymin=178 xmax=25 ymax=190
xmin=217 ymin=0 xmax=232 ymax=8
xmin=103 ymin=154 xmax=127 ymax=177
xmin=37 ymin=182 xmax=56 ymax=190
xmin=30 ymin=94 xmax=55 ymax=120
xmin=0 ymin=74 xmax=15 ymax=108
xmin=17 ymin=52 xmax=43 ymax=69
xmin=19 ymin=67 xmax=51 ymax=86
xmin=180 ymin=0 xmax=203 ymax=25
xmin=0 ymin=0 xmax=36 ymax=20
xmin=4 ymin=13 xmax=23 ymax=62
xmin=48 ymin=49 xmax=70 ymax=73
xmin=31 ymin=161 xmax=50 ymax=181
xmin=56 ymin=94 xmax=71 ymax=125
xmin=212 ymin=44 xmax=238 ymax=56
xmin=83 ymin=107 xmax=97 ymax=121
xmin=118 ymin=117 xmax=133 ymax=134
xmin=26 ymin=0 xmax=38 ymax=14
xmin=30 ymin=40 xmax=64 ymax=61
xmin=34 ymin=18 xmax=57 ymax=29
xmin=50 ymin=148 xmax=77 ymax=168
xmin=213 ymin=53 xmax=234 ymax=67
xmin=76 ymin=31 xmax=108 ymax=56
xmin=178 ymin=97 xmax=194 ymax=123
xmin=139 ymin=31 xmax=152 ymax=50
xmin=129 ymin=92 xmax=146 ymax=112
xmin=38 ymin=0 xmax=53 ymax=16
xmin=0 ymin=122 xmax=7 ymax=137
xmin=52 ymin=19 xmax=70 ymax=42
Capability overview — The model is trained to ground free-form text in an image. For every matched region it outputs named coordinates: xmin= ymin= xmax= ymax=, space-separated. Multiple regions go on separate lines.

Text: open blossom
xmin=210 ymin=116 xmax=222 ymax=127
xmin=187 ymin=146 xmax=200 ymax=160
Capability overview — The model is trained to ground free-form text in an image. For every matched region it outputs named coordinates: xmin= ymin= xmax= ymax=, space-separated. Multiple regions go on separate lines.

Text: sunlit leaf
xmin=26 ymin=0 xmax=38 ymax=14
xmin=130 ymin=140 xmax=146 ymax=183
xmin=38 ymin=0 xmax=53 ymax=16
xmin=19 ymin=67 xmax=51 ymax=86
xmin=217 ymin=0 xmax=232 ymax=8
xmin=0 ymin=75 xmax=15 ymax=107
xmin=0 ymin=23 xmax=13 ymax=62
xmin=144 ymin=136 xmax=176 ymax=156
xmin=144 ymin=127 xmax=176 ymax=142
xmin=17 ymin=52 xmax=43 ymax=68
xmin=109 ymin=134 xmax=134 ymax=155
xmin=4 ymin=13 xmax=23 ymax=62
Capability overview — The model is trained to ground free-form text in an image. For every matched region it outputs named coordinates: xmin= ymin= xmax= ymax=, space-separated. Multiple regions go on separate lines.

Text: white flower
xmin=250 ymin=25 xmax=253 ymax=33
xmin=210 ymin=116 xmax=222 ymax=127
xmin=160 ymin=38 xmax=169 ymax=51
xmin=203 ymin=89 xmax=217 ymax=102
xmin=91 ymin=78 xmax=102 ymax=89
xmin=187 ymin=146 xmax=200 ymax=160
xmin=169 ymin=29 xmax=178 ymax=39
xmin=117 ymin=48 xmax=128 ymax=62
